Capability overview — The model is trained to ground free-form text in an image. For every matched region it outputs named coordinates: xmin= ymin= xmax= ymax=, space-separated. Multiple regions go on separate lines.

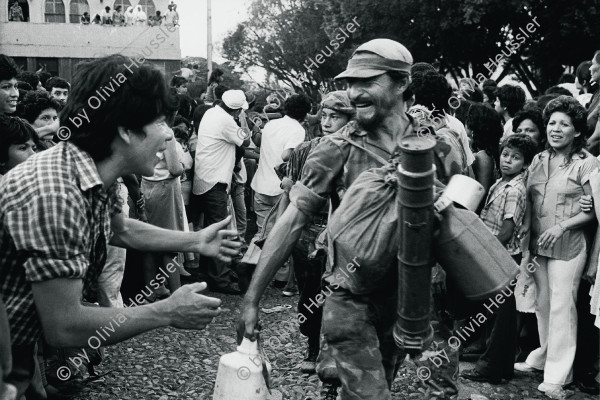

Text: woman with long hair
xmin=204 ymin=68 xmax=224 ymax=104
xmin=466 ymin=103 xmax=503 ymax=195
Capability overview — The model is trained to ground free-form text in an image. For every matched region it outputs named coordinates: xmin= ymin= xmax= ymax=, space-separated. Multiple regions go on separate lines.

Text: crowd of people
xmin=0 ymin=41 xmax=599 ymax=400
xmin=80 ymin=2 xmax=179 ymax=27
xmin=7 ymin=0 xmax=179 ymax=26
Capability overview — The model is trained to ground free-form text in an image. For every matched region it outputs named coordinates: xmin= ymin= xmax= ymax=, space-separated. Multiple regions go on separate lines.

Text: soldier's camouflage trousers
xmin=321 ymin=285 xmax=459 ymax=400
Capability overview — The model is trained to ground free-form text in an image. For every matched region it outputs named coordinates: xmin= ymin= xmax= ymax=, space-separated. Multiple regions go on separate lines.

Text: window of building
xmin=69 ymin=0 xmax=89 ymax=23
xmin=36 ymin=58 xmax=59 ymax=77
xmin=113 ymin=0 xmax=131 ymax=12
xmin=45 ymin=0 xmax=66 ymax=23
xmin=138 ymin=0 xmax=155 ymax=20
xmin=10 ymin=57 xmax=27 ymax=71
xmin=8 ymin=0 xmax=29 ymax=22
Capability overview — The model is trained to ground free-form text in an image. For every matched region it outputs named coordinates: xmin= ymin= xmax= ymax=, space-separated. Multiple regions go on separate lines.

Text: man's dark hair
xmin=16 ymin=72 xmax=40 ymax=90
xmin=172 ymin=126 xmax=190 ymax=142
xmin=496 ymin=85 xmax=526 ymax=116
xmin=177 ymin=94 xmax=196 ymax=120
xmin=512 ymin=108 xmax=546 ymax=150
xmin=171 ymin=76 xmax=187 ymax=88
xmin=37 ymin=71 xmax=53 ymax=87
xmin=173 ymin=115 xmax=191 ymax=131
xmin=410 ymin=62 xmax=436 ymax=76
xmin=453 ymin=99 xmax=472 ymax=126
xmin=576 ymin=61 xmax=592 ymax=89
xmin=558 ymin=73 xmax=575 ymax=84
xmin=483 ymin=86 xmax=497 ymax=104
xmin=61 ymin=54 xmax=177 ymax=161
xmin=482 ymin=79 xmax=497 ymax=90
xmin=0 ymin=55 xmax=19 ymax=82
xmin=45 ymin=76 xmax=70 ymax=92
xmin=192 ymin=103 xmax=211 ymax=132
xmin=214 ymin=85 xmax=229 ymax=101
xmin=466 ymin=102 xmax=503 ymax=165
xmin=283 ymin=94 xmax=311 ymax=121
xmin=545 ymin=85 xmax=572 ymax=97
xmin=410 ymin=71 xmax=452 ymax=117
xmin=0 ymin=115 xmax=36 ymax=164
xmin=462 ymin=87 xmax=484 ymax=103
xmin=18 ymin=90 xmax=62 ymax=123
xmin=499 ymin=133 xmax=538 ymax=166
xmin=16 ymin=81 xmax=33 ymax=91
xmin=536 ymin=93 xmax=561 ymax=113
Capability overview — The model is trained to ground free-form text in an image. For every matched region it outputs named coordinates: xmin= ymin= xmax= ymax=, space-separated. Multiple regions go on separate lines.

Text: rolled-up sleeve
xmin=5 ymin=192 xmax=89 ymax=282
xmin=578 ymin=156 xmax=600 ymax=186
xmin=289 ymin=138 xmax=345 ymax=215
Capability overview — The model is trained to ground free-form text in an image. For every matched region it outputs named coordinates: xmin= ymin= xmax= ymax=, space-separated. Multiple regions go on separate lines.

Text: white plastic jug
xmin=212 ymin=337 xmax=271 ymax=400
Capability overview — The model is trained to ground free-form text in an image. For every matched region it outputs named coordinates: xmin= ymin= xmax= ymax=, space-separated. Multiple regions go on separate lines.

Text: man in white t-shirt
xmin=193 ymin=90 xmax=251 ymax=294
xmin=251 ymin=94 xmax=311 ymax=232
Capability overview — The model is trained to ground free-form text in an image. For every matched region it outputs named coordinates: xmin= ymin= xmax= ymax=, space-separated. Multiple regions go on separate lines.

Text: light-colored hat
xmin=335 ymin=38 xmax=413 ymax=80
xmin=222 ymin=90 xmax=248 ymax=110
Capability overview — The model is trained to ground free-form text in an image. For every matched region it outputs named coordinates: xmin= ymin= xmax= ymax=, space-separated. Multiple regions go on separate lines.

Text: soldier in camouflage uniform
xmin=239 ymin=39 xmax=464 ymax=400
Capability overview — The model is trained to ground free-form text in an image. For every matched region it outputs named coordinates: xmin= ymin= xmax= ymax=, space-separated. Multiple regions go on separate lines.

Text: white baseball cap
xmin=222 ymin=90 xmax=248 ymax=110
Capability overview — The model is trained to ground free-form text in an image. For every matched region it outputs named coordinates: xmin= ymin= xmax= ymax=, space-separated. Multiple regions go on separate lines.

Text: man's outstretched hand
xmin=162 ymin=283 xmax=222 ymax=330
xmin=197 ymin=216 xmax=241 ymax=262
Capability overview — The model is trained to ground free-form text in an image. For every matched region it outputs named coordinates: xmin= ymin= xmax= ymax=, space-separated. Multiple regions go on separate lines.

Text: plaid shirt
xmin=0 ymin=142 xmax=120 ymax=345
xmin=480 ymin=173 xmax=526 ymax=255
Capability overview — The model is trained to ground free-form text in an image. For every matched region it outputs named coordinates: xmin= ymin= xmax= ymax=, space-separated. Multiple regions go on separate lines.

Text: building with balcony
xmin=0 ymin=0 xmax=181 ymax=82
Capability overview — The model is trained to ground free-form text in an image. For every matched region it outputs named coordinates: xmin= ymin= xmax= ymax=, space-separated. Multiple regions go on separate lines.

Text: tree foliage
xmin=222 ymin=0 xmax=600 ymax=96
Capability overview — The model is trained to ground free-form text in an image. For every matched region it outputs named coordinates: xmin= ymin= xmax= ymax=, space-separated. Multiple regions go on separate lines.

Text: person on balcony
xmin=101 ymin=6 xmax=113 ymax=25
xmin=80 ymin=11 xmax=90 ymax=24
xmin=9 ymin=1 xmax=24 ymax=22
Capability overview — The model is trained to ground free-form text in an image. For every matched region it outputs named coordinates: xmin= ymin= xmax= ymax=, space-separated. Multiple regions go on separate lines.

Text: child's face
xmin=6 ymin=139 xmax=36 ymax=170
xmin=499 ymin=146 xmax=525 ymax=179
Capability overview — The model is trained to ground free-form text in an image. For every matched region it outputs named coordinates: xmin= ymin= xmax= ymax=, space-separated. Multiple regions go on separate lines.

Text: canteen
xmin=442 ymin=174 xmax=485 ymax=212
xmin=212 ymin=337 xmax=271 ymax=400
xmin=433 ymin=197 xmax=519 ymax=301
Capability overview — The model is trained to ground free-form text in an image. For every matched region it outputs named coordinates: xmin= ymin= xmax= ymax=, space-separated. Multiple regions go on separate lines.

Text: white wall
xmin=0 ymin=21 xmax=181 ymax=60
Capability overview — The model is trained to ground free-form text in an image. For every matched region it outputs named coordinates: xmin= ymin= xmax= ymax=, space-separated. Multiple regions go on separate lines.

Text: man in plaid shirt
xmin=0 ymin=55 xmax=240 ymax=397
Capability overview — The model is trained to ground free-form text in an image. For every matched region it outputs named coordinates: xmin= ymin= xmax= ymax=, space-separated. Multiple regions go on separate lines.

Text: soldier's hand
xmin=163 ymin=283 xmax=222 ymax=330
xmin=237 ymin=303 xmax=260 ymax=345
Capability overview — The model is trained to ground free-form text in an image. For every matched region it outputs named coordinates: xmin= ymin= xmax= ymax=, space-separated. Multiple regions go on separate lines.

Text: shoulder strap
xmin=336 ymin=135 xmax=389 ymax=165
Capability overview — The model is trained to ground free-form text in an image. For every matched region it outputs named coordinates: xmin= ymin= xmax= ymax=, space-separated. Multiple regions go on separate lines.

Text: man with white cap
xmin=193 ymin=89 xmax=252 ymax=294
xmin=238 ymin=39 xmax=459 ymax=399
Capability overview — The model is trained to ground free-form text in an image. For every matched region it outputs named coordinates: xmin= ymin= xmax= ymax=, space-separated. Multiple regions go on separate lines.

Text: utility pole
xmin=207 ymin=0 xmax=212 ymax=80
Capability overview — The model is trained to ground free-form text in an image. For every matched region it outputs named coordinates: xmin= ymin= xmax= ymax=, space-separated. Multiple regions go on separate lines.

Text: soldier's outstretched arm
xmin=238 ymin=203 xmax=310 ymax=341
